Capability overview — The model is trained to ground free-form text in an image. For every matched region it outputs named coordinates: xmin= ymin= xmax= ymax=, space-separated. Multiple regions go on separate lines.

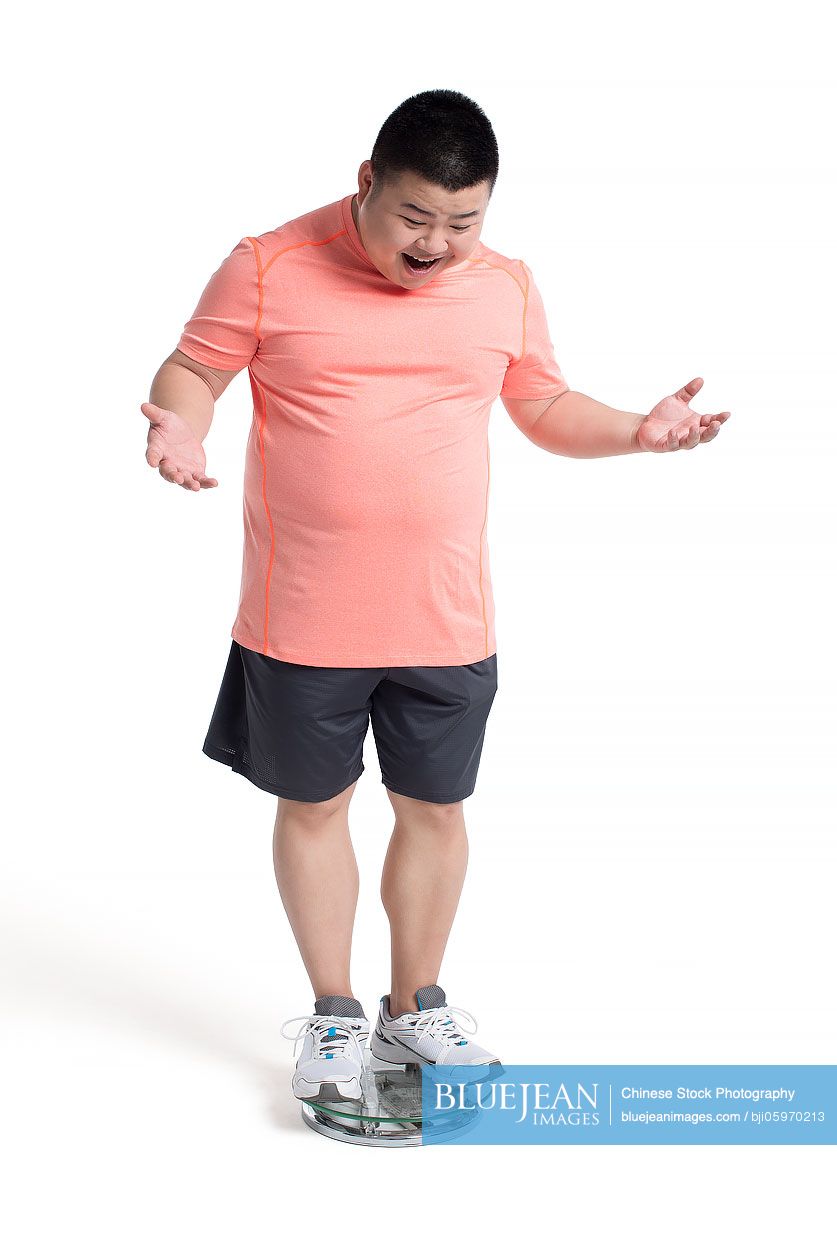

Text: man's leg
xmin=380 ymin=790 xmax=468 ymax=1017
xmin=272 ymin=780 xmax=361 ymax=1001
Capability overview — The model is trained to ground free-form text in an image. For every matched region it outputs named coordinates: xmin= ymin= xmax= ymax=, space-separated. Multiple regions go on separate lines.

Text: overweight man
xmin=142 ymin=90 xmax=730 ymax=1106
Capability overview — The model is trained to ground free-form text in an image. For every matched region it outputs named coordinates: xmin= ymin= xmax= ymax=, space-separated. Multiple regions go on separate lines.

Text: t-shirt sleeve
xmin=500 ymin=260 xmax=570 ymax=399
xmin=176 ymin=237 xmax=260 ymax=371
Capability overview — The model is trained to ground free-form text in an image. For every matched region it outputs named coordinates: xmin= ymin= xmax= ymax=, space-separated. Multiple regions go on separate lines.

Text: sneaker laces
xmin=280 ymin=1014 xmax=368 ymax=1060
xmin=407 ymin=1005 xmax=479 ymax=1060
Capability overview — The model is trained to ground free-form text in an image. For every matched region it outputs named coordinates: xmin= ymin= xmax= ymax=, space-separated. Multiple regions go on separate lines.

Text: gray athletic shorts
xmin=202 ymin=641 xmax=499 ymax=804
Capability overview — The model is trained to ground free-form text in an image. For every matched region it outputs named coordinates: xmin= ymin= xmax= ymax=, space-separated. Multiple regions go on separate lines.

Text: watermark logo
xmin=419 ymin=1065 xmax=837 ymax=1145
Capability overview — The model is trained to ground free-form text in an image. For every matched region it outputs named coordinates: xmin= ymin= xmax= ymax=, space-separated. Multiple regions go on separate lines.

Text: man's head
xmin=352 ymin=89 xmax=499 ymax=289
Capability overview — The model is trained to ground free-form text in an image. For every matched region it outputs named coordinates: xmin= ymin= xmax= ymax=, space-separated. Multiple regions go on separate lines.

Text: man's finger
xmin=141 ymin=401 xmax=168 ymax=425
xmin=674 ymin=377 xmax=703 ymax=404
xmin=159 ymin=459 xmax=185 ymax=485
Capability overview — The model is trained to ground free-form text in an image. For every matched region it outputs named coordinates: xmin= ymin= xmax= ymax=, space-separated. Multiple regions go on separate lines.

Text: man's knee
xmin=277 ymin=781 xmax=356 ymax=826
xmin=386 ymin=789 xmax=464 ymax=827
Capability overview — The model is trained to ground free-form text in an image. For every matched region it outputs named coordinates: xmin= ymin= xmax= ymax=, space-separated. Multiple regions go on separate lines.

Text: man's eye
xmin=403 ymin=217 xmax=471 ymax=232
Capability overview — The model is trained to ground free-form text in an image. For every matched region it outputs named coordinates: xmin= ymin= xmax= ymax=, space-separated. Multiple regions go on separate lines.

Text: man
xmin=142 ymin=90 xmax=730 ymax=1108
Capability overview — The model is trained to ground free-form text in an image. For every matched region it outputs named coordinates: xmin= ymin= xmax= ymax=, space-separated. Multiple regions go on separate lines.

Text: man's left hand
xmin=636 ymin=377 xmax=731 ymax=452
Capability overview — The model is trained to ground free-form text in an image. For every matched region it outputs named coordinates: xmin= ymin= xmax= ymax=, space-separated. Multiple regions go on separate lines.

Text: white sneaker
xmin=371 ymin=984 xmax=503 ymax=1078
xmin=281 ymin=994 xmax=370 ymax=1102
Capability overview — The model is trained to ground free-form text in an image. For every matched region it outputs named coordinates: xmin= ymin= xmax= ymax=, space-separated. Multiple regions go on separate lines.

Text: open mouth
xmin=401 ymin=252 xmax=446 ymax=275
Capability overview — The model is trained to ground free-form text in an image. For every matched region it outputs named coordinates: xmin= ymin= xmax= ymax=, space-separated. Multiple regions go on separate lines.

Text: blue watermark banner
xmin=419 ymin=1065 xmax=837 ymax=1145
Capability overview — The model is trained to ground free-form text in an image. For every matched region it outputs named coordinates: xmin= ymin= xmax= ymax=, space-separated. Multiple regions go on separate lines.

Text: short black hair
xmin=368 ymin=89 xmax=499 ymax=203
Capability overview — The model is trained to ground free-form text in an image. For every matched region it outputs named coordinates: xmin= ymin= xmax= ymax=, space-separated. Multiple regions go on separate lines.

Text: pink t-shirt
xmin=177 ymin=192 xmax=569 ymax=666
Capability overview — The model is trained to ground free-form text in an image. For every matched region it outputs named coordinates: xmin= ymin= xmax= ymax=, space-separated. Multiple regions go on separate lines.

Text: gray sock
xmin=314 ymin=994 xmax=365 ymax=1020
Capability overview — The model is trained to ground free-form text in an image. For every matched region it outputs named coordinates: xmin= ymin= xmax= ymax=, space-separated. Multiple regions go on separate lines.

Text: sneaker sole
xmin=293 ymin=1078 xmax=363 ymax=1102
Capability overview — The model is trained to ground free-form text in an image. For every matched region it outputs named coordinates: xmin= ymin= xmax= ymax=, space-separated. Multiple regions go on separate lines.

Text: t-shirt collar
xmin=341 ymin=193 xmax=378 ymax=272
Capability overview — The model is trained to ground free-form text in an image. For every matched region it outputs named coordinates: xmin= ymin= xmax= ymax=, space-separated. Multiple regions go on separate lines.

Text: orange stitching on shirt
xmin=469 ymin=256 xmax=529 ymax=361
xmin=261 ymin=229 xmax=349 ymax=277
xmin=251 ymin=374 xmax=276 ymax=655
xmin=243 ymin=238 xmax=275 ymax=652
xmin=519 ymin=262 xmax=530 ymax=361
xmin=245 ymin=237 xmax=265 ymax=337
xmin=471 ymin=254 xmax=527 ymax=292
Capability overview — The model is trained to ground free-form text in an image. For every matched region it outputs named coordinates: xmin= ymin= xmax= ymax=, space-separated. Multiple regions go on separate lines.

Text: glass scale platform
xmin=299 ymin=1046 xmax=498 ymax=1146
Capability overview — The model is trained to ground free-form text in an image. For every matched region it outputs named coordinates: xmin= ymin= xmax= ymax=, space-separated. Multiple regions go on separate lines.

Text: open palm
xmin=637 ymin=377 xmax=731 ymax=453
xmin=141 ymin=402 xmax=218 ymax=491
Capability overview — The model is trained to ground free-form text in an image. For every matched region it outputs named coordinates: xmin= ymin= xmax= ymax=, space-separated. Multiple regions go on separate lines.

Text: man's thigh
xmin=370 ymin=654 xmax=499 ymax=805
xmin=203 ymin=642 xmax=386 ymax=802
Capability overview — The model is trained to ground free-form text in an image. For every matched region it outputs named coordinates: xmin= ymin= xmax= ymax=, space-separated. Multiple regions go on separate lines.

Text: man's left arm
xmin=502 ymin=377 xmax=731 ymax=458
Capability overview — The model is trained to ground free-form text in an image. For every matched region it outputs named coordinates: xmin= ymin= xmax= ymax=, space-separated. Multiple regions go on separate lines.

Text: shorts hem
xmin=203 ymin=740 xmax=365 ymax=802
xmin=381 ymin=777 xmax=475 ymax=804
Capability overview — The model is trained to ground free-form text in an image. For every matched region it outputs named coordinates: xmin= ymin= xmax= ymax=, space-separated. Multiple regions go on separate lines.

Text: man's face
xmin=352 ymin=163 xmax=491 ymax=289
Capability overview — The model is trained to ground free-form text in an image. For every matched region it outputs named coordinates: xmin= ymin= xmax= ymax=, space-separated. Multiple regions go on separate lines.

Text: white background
xmin=2 ymin=0 xmax=835 ymax=1246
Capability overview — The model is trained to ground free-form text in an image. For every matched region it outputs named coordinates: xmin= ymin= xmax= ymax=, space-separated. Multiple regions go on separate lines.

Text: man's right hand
xmin=141 ymin=402 xmax=218 ymax=491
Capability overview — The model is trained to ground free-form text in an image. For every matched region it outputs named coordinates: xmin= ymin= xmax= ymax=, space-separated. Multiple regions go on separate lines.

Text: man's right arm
xmin=148 ymin=349 xmax=241 ymax=442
